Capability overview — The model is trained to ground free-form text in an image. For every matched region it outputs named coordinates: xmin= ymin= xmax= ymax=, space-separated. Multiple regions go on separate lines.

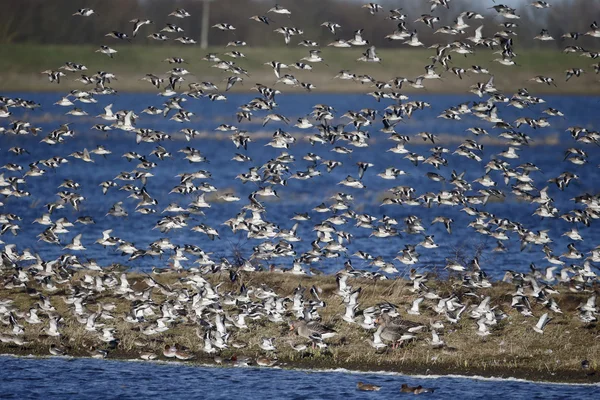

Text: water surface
xmin=1 ymin=356 xmax=597 ymax=400
xmin=1 ymin=93 xmax=599 ymax=279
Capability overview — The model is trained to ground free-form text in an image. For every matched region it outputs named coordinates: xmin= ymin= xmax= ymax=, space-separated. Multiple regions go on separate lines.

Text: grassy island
xmin=0 ymin=270 xmax=598 ymax=384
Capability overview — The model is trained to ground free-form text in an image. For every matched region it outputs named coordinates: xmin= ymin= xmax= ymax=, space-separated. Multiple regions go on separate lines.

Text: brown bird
xmin=289 ymin=320 xmax=336 ymax=340
xmin=400 ymin=383 xmax=435 ymax=394
xmin=357 ymin=382 xmax=381 ymax=391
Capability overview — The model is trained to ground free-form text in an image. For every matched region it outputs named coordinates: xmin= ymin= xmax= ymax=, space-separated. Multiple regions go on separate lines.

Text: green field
xmin=0 ymin=43 xmax=597 ymax=94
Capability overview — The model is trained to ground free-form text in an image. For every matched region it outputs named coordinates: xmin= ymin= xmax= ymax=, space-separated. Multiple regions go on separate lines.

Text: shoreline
xmin=1 ymin=271 xmax=599 ymax=385
xmin=0 ymin=351 xmax=598 ymax=385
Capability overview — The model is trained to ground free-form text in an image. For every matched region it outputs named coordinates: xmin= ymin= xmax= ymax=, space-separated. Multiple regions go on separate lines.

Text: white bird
xmin=429 ymin=330 xmax=445 ymax=348
xmin=45 ymin=316 xmax=61 ymax=337
xmin=73 ymin=8 xmax=95 ymax=17
xmin=407 ymin=297 xmax=424 ymax=315
xmin=260 ymin=337 xmax=277 ymax=352
xmin=96 ymin=45 xmax=117 ymax=58
xmin=404 ymin=30 xmax=424 ymax=47
xmin=476 ymin=318 xmax=491 ymax=336
xmin=64 ymin=234 xmax=86 ymax=251
xmin=268 ymin=4 xmax=291 ymax=16
xmin=369 ymin=329 xmax=387 ymax=350
xmin=113 ymin=111 xmax=136 ymax=131
xmin=202 ymin=331 xmax=216 ymax=354
xmin=533 ymin=313 xmax=552 ymax=334
xmin=343 ymin=303 xmax=358 ymax=323
xmin=357 ymin=46 xmax=381 ymax=62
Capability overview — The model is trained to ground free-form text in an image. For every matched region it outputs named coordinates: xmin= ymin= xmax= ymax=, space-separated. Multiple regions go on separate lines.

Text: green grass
xmin=0 ymin=43 xmax=597 ymax=93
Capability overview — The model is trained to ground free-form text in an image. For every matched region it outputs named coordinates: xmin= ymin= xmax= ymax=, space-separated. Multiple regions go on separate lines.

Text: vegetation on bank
xmin=0 ymin=270 xmax=598 ymax=384
xmin=0 ymin=44 xmax=597 ymax=94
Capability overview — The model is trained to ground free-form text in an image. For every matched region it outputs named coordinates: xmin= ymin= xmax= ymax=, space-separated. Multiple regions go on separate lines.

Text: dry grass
xmin=0 ymin=270 xmax=599 ymax=383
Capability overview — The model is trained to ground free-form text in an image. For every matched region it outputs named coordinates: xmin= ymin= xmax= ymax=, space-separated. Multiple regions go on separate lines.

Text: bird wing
xmin=354 ymin=30 xmax=363 ymax=42
xmin=475 ymin=25 xmax=483 ymax=39
xmin=536 ymin=312 xmax=549 ymax=329
xmin=367 ymin=46 xmax=377 ymax=58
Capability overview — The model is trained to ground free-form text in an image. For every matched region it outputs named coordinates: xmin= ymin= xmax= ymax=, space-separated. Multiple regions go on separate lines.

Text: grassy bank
xmin=0 ymin=270 xmax=598 ymax=383
xmin=0 ymin=44 xmax=597 ymax=94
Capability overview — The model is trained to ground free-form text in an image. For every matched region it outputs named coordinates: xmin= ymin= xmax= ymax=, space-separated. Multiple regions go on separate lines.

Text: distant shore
xmin=0 ymin=271 xmax=598 ymax=384
xmin=0 ymin=44 xmax=598 ymax=94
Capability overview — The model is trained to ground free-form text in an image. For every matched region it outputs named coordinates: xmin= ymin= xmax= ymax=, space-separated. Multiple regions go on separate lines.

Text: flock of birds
xmin=0 ymin=0 xmax=600 ymax=382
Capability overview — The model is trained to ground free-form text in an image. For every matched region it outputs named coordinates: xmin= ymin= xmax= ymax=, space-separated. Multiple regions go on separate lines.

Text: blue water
xmin=1 ymin=93 xmax=600 ymax=279
xmin=0 ymin=356 xmax=597 ymax=399
xmin=2 ymin=93 xmax=600 ymax=397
